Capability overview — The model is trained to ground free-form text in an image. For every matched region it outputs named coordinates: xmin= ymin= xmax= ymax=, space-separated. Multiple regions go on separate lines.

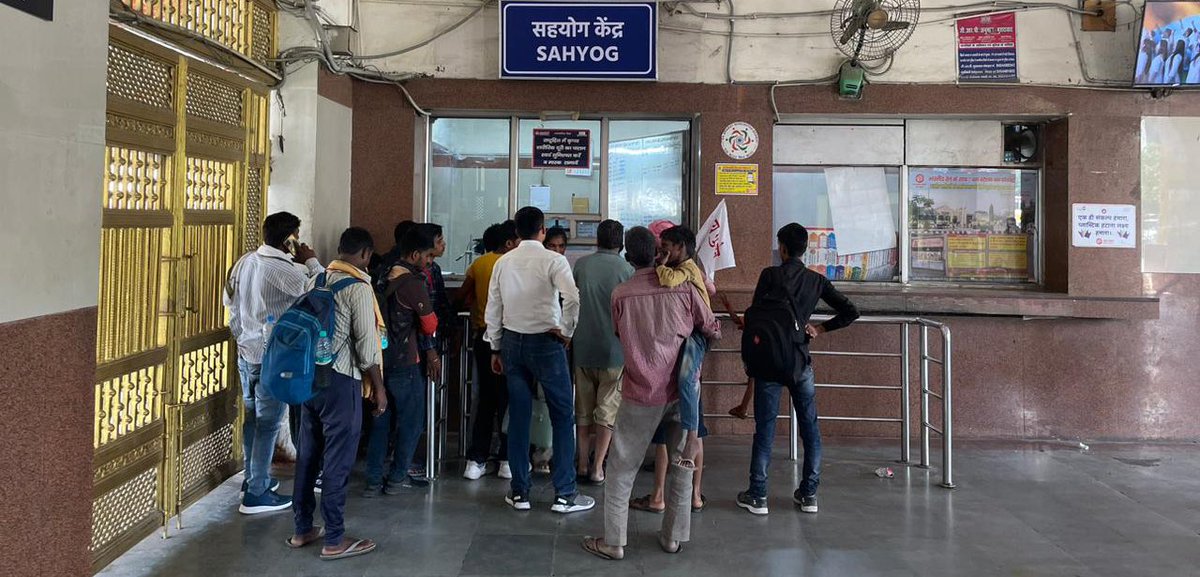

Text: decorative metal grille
xmin=94 ymin=365 xmax=164 ymax=448
xmin=105 ymin=146 xmax=171 ymax=211
xmin=107 ymin=43 xmax=174 ymax=110
xmin=122 ymin=0 xmax=248 ymax=55
xmin=184 ymin=157 xmax=235 ymax=210
xmin=96 ymin=227 xmax=168 ymax=365
xmin=179 ymin=424 xmax=234 ymax=493
xmin=90 ymin=468 xmax=159 ymax=554
xmin=186 ymin=72 xmax=244 ymax=127
xmin=244 ymin=167 xmax=263 ymax=251
xmin=177 ymin=340 xmax=229 ymax=404
xmin=251 ymin=3 xmax=273 ymax=65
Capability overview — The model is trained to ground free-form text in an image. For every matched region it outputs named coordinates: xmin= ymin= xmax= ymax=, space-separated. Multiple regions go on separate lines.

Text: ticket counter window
xmin=907 ymin=168 xmax=1038 ymax=283
xmin=517 ymin=119 xmax=603 ymax=215
xmin=773 ymin=166 xmax=902 ymax=282
xmin=429 ymin=118 xmax=511 ymax=275
xmin=608 ymin=120 xmax=689 ymax=228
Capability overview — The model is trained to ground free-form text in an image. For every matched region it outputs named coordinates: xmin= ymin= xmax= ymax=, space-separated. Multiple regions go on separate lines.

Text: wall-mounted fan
xmin=829 ymin=0 xmax=921 ymax=97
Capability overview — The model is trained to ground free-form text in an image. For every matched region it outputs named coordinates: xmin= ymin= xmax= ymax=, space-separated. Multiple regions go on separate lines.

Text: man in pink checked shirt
xmin=582 ymin=226 xmax=721 ymax=561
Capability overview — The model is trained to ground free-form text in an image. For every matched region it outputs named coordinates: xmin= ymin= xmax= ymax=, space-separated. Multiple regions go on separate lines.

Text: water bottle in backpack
xmin=261 ymin=273 xmax=364 ymax=405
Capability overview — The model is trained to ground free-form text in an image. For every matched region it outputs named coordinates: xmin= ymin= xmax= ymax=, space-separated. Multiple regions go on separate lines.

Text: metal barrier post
xmin=426 ymin=375 xmax=437 ymax=480
xmin=941 ymin=327 xmax=955 ymax=488
xmin=789 ymin=404 xmax=799 ymax=462
xmin=900 ymin=323 xmax=911 ymax=464
xmin=460 ymin=318 xmax=472 ymax=458
xmin=919 ymin=325 xmax=931 ymax=469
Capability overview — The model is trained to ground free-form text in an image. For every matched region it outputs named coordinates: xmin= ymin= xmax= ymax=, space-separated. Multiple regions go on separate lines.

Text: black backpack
xmin=741 ymin=267 xmax=802 ymax=384
xmin=379 ymin=269 xmax=420 ymax=366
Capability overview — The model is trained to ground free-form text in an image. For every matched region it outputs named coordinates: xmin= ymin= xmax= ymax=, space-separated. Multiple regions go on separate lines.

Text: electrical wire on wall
xmin=266 ymin=0 xmax=1150 ymax=119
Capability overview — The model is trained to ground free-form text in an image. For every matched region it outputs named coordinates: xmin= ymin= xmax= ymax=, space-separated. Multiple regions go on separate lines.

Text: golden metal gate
xmin=91 ymin=2 xmax=275 ymax=571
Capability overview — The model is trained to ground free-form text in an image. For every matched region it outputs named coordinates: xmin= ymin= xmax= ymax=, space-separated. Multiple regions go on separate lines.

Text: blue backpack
xmin=262 ymin=272 xmax=363 ymax=404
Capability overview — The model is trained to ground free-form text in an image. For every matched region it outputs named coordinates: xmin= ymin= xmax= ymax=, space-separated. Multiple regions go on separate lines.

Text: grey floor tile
xmin=98 ymin=439 xmax=1200 ymax=577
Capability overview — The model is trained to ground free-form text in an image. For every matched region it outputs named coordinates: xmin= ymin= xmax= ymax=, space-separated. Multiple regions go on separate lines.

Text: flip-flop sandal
xmin=672 ymin=458 xmax=697 ymax=470
xmin=285 ymin=527 xmax=325 ymax=549
xmin=320 ymin=538 xmax=376 ymax=561
xmin=587 ymin=476 xmax=606 ymax=486
xmin=582 ymin=537 xmax=621 ymax=560
xmin=630 ymin=495 xmax=665 ymax=514
xmin=692 ymin=494 xmax=708 ymax=513
xmin=658 ymin=533 xmax=683 ymax=554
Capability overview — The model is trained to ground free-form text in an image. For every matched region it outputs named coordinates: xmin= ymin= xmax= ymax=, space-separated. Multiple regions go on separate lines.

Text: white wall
xmin=269 ymin=13 xmax=354 ymax=262
xmin=351 ymin=0 xmax=1139 ymax=85
xmin=313 ymin=97 xmax=353 ymax=259
xmin=0 ymin=0 xmax=109 ymax=323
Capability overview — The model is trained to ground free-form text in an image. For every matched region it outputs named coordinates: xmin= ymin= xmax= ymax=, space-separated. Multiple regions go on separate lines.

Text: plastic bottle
xmin=262 ymin=315 xmax=276 ymax=350
xmin=315 ymin=331 xmax=333 ymax=365
xmin=874 ymin=466 xmax=895 ymax=479
xmin=379 ymin=327 xmax=389 ymax=350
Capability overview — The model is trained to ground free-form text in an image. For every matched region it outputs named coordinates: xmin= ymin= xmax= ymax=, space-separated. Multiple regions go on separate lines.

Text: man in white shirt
xmin=224 ymin=212 xmax=324 ymax=514
xmin=485 ymin=206 xmax=592 ymax=514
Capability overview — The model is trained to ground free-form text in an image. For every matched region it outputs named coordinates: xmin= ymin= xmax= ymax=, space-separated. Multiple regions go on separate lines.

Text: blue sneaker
xmin=240 ymin=477 xmax=280 ymax=496
xmin=239 ymin=490 xmax=293 ymax=515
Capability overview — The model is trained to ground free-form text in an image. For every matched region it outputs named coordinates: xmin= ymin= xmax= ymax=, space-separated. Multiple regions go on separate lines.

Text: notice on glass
xmin=1073 ymin=204 xmax=1136 ymax=248
xmin=715 ymin=163 xmax=759 ymax=195
xmin=532 ymin=129 xmax=592 ymax=169
xmin=824 ymin=167 xmax=897 ymax=256
xmin=530 ymin=185 xmax=552 ymax=211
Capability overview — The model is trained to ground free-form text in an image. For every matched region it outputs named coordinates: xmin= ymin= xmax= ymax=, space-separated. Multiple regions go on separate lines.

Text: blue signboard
xmin=500 ymin=2 xmax=657 ymax=81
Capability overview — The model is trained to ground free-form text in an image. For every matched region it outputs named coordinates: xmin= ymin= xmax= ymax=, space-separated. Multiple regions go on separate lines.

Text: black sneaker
xmin=506 ymin=491 xmax=532 ymax=511
xmin=737 ymin=491 xmax=769 ymax=516
xmin=362 ymin=483 xmax=383 ymax=498
xmin=793 ymin=491 xmax=818 ymax=513
xmin=239 ymin=490 xmax=292 ymax=515
xmin=240 ymin=478 xmax=280 ymax=496
xmin=384 ymin=476 xmax=430 ymax=495
xmin=551 ymin=493 xmax=596 ymax=514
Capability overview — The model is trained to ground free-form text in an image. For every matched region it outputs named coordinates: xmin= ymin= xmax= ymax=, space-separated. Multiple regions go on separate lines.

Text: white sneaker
xmin=498 ymin=461 xmax=512 ymax=479
xmin=551 ymin=493 xmax=596 ymax=514
xmin=464 ymin=461 xmax=488 ymax=480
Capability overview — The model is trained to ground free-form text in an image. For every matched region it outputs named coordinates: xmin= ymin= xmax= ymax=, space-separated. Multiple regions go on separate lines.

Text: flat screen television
xmin=1134 ymin=1 xmax=1200 ymax=87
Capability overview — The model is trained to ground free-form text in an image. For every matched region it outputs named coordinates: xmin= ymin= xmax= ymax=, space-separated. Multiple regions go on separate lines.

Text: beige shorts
xmin=574 ymin=366 xmax=624 ymax=428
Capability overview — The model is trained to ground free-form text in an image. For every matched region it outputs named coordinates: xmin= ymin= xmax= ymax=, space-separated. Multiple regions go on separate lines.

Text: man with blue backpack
xmin=276 ymin=227 xmax=388 ymax=561
xmin=224 ymin=212 xmax=323 ymax=516
xmin=736 ymin=223 xmax=859 ymax=517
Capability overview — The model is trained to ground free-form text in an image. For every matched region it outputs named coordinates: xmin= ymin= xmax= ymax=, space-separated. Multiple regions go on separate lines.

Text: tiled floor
xmin=98 ymin=438 xmax=1200 ymax=577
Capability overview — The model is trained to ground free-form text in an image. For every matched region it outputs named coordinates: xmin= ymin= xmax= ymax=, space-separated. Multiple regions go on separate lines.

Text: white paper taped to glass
xmin=823 ymin=167 xmax=898 ymax=256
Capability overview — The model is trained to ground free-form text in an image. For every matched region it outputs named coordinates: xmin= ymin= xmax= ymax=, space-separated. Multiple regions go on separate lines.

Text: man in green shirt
xmin=572 ymin=220 xmax=634 ymax=484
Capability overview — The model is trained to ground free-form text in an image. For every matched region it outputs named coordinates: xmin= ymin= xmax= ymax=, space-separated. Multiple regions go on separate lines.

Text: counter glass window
xmin=516 ymin=119 xmax=603 ymax=215
xmin=773 ymin=166 xmax=902 ymax=282
xmin=907 ymin=167 xmax=1038 ymax=283
xmin=608 ymin=120 xmax=690 ymax=228
xmin=429 ymin=117 xmax=511 ymax=275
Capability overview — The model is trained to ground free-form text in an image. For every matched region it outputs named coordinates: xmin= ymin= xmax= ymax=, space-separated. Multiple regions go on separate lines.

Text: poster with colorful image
xmin=803 ymin=228 xmax=898 ymax=282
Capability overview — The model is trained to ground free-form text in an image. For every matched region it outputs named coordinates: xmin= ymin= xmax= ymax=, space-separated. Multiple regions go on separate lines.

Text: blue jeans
xmin=294 ymin=371 xmax=363 ymax=548
xmin=677 ymin=331 xmax=707 ymax=432
xmin=364 ymin=364 xmax=426 ymax=485
xmin=238 ymin=359 xmax=286 ymax=497
xmin=748 ymin=367 xmax=820 ymax=499
xmin=502 ymin=330 xmax=576 ymax=497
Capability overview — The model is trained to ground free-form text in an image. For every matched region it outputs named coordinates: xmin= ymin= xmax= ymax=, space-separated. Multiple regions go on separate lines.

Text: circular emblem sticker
xmin=721 ymin=122 xmax=759 ymax=160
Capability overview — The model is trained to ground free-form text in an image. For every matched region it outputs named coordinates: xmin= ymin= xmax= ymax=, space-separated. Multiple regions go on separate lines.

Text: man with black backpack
xmin=363 ymin=226 xmax=440 ymax=497
xmin=736 ymin=223 xmax=859 ymax=517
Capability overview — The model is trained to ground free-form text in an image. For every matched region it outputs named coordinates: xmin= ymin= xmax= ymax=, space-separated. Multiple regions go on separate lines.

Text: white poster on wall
xmin=1073 ymin=204 xmax=1136 ymax=248
xmin=823 ymin=167 xmax=898 ymax=255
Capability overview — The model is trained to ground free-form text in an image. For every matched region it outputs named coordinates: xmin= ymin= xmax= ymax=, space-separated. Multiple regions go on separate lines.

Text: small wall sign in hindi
xmin=532 ymin=129 xmax=592 ymax=170
xmin=1072 ymin=204 xmax=1136 ymax=248
xmin=2 ymin=0 xmax=53 ymax=20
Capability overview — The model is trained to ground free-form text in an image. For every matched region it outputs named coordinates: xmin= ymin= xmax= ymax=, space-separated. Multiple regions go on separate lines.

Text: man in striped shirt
xmin=224 ymin=212 xmax=324 ymax=515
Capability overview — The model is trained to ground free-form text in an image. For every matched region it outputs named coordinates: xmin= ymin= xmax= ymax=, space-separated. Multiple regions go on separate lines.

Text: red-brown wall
xmin=351 ymin=78 xmax=1200 ymax=441
xmin=0 ymin=308 xmax=96 ymax=577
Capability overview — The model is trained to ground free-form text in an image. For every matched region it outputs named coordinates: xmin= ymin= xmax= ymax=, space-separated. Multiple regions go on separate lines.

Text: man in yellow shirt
xmin=459 ymin=221 xmax=519 ymax=480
